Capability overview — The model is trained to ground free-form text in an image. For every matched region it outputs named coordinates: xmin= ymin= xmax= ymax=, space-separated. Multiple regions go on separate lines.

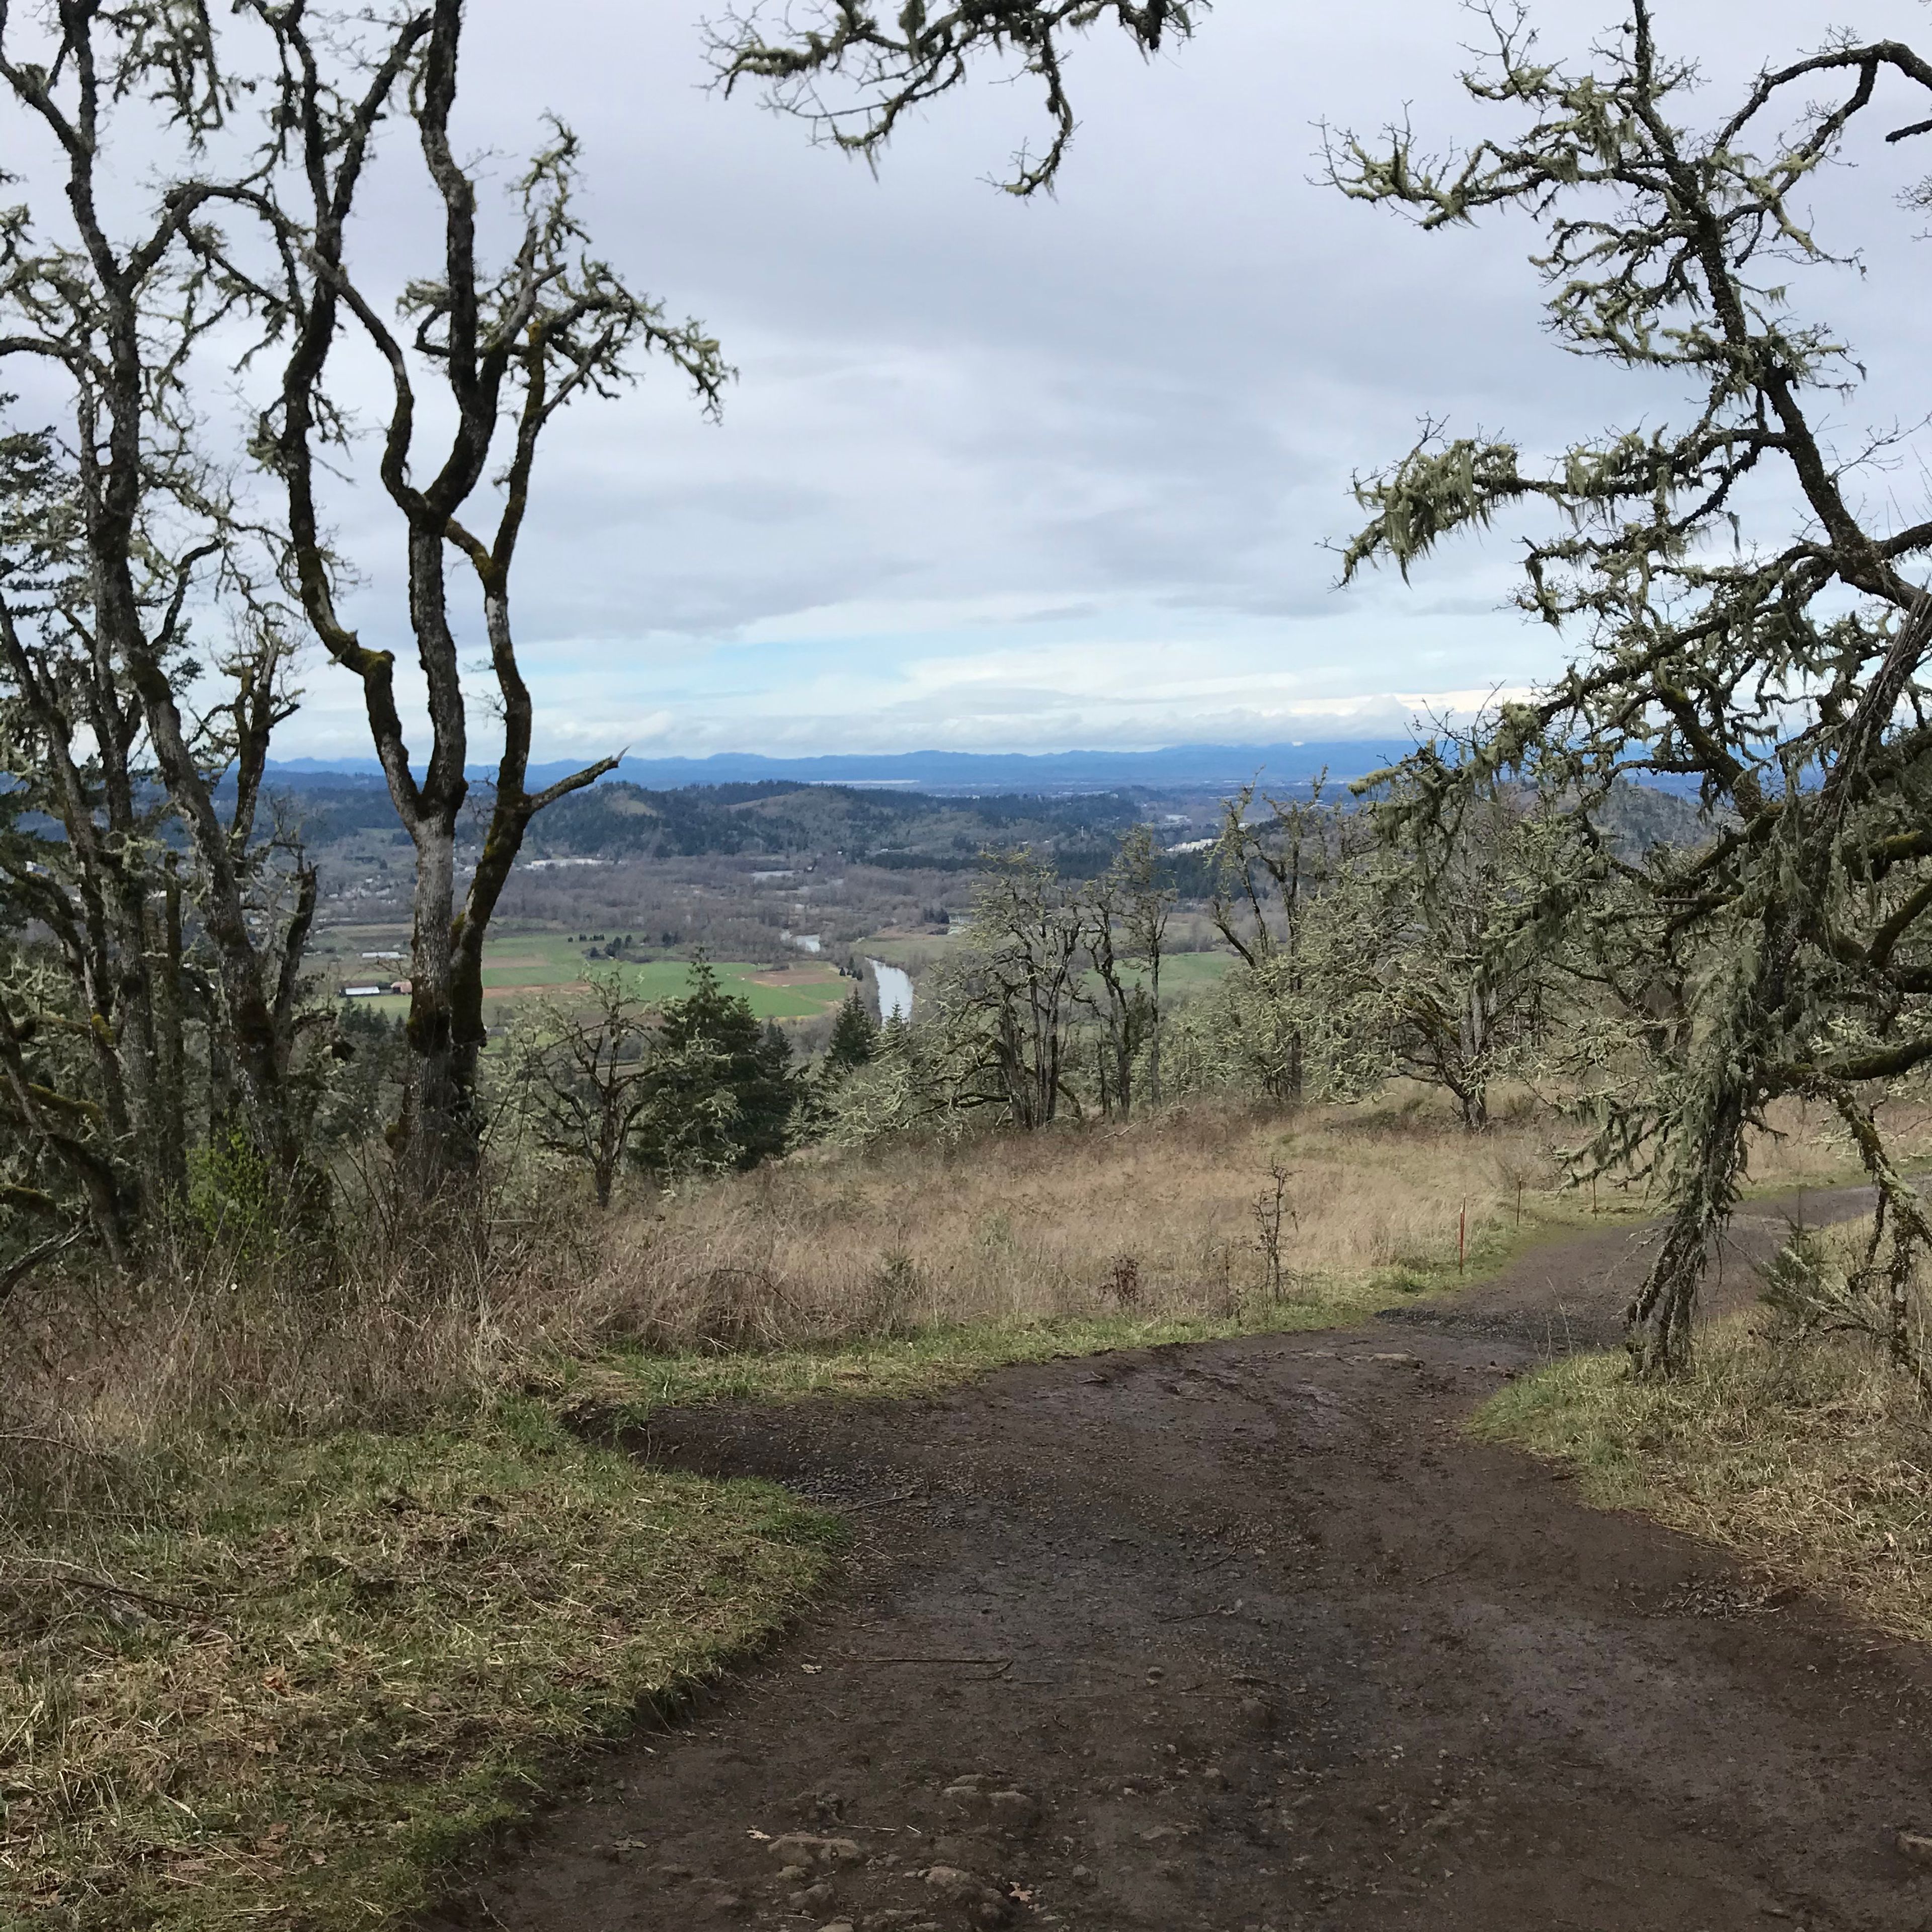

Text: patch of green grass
xmin=1471 ymin=1349 xmax=1656 ymax=1506
xmin=561 ymin=1303 xmax=1349 ymax=1426
xmin=3 ymin=1402 xmax=835 ymax=1930
xmin=561 ymin=1258 xmax=1517 ymax=1429
xmin=479 ymin=936 xmax=850 ymax=1018
xmin=321 ymin=937 xmax=853 ymax=1022
xmin=1474 ymin=1315 xmax=1932 ymax=1645
xmin=854 ymin=934 xmax=955 ymax=972
xmin=602 ymin=958 xmax=848 ymax=1019
xmin=1131 ymin=951 xmax=1232 ymax=991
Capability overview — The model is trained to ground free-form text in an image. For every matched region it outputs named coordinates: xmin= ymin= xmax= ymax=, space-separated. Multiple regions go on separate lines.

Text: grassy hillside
xmin=6 ymin=1086 xmax=1907 ymax=1928
xmin=3 ymin=1093 xmax=1586 ymax=1929
xmin=5 ymin=1410 xmax=833 ymax=1930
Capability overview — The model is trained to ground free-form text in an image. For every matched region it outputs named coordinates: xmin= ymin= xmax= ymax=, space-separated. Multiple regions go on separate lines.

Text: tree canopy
xmin=1329 ymin=1 xmax=1932 ymax=1373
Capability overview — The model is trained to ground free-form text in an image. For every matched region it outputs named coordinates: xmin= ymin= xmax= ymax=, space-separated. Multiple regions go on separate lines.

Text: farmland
xmin=317 ymin=921 xmax=1238 ymax=1024
xmin=312 ymin=925 xmax=856 ymax=1022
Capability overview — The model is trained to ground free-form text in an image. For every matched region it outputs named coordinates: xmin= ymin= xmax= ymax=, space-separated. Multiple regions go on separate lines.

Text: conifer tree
xmin=632 ymin=958 xmax=796 ymax=1176
xmin=827 ymin=990 xmax=881 ymax=1074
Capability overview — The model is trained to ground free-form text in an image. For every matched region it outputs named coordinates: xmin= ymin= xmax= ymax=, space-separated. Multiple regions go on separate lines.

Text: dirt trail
xmin=425 ymin=1186 xmax=1932 ymax=1932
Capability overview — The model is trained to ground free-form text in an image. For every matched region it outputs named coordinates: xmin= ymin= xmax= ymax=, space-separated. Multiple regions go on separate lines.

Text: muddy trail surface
xmin=426 ymin=1187 xmax=1932 ymax=1932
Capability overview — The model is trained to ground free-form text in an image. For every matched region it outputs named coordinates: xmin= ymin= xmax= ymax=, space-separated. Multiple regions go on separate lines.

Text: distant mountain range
xmin=265 ymin=741 xmax=1421 ymax=797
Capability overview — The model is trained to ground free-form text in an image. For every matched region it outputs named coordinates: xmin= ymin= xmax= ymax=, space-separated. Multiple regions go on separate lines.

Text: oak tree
xmin=1331 ymin=2 xmax=1932 ymax=1370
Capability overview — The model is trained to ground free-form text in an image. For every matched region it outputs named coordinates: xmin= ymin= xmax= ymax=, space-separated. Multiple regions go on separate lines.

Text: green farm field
xmin=1139 ymin=950 xmax=1234 ymax=992
xmin=316 ymin=927 xmax=854 ymax=1022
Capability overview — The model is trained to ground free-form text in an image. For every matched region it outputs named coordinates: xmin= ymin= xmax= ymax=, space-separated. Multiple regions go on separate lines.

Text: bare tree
xmin=1081 ymin=824 xmax=1172 ymax=1117
xmin=709 ymin=1 xmax=1203 ymax=196
xmin=0 ymin=2 xmax=323 ymax=1258
xmin=517 ymin=979 xmax=656 ymax=1209
xmin=1342 ymin=776 xmax=1555 ymax=1132
xmin=215 ymin=0 xmax=730 ymax=1188
xmin=1210 ymin=781 xmax=1343 ymax=1103
xmin=1329 ymin=2 xmax=1932 ymax=1370
xmin=961 ymin=849 xmax=1084 ymax=1129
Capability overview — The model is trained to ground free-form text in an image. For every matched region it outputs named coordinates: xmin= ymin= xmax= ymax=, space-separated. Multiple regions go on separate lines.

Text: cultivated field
xmin=310 ymin=925 xmax=856 ymax=1021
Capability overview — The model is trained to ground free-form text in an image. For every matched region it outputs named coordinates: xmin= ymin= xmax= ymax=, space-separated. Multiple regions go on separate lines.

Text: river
xmin=867 ymin=959 xmax=914 ymax=1022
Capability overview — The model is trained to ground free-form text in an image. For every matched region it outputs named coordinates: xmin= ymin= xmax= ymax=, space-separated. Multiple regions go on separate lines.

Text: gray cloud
xmin=248 ymin=0 xmax=1932 ymax=754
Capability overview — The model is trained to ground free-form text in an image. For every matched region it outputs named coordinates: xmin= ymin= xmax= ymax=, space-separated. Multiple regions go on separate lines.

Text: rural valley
xmin=12 ymin=2 xmax=1932 ymax=1930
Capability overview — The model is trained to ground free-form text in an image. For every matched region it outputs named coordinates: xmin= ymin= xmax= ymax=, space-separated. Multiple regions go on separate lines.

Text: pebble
xmin=988 ymin=1789 xmax=1040 ymax=1829
xmin=1899 ymin=1829 xmax=1932 ymax=1863
xmin=943 ymin=1780 xmax=1038 ymax=1832
xmin=767 ymin=1833 xmax=864 ymax=1872
xmin=923 ymin=1865 xmax=1015 ymax=1926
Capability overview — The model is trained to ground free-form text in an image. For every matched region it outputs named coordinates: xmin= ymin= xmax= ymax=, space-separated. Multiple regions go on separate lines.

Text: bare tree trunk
xmin=244 ymin=0 xmax=716 ymax=1191
xmin=397 ymin=807 xmax=470 ymax=1185
xmin=1145 ymin=944 xmax=1163 ymax=1107
xmin=151 ymin=855 xmax=188 ymax=1201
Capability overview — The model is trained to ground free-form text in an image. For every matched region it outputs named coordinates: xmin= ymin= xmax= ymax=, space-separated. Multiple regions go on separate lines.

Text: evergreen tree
xmin=826 ymin=990 xmax=880 ymax=1074
xmin=632 ymin=957 xmax=796 ymax=1176
xmin=749 ymin=1021 xmax=797 ymax=1165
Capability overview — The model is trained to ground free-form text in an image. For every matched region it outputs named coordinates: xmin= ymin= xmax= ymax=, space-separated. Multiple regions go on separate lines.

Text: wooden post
xmin=1459 ymin=1205 xmax=1467 ymax=1274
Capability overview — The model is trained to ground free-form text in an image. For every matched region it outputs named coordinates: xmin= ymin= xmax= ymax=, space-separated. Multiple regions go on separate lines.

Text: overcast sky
xmin=108 ymin=1 xmax=1932 ymax=757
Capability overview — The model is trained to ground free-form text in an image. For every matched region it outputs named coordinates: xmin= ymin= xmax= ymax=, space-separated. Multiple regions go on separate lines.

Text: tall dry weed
xmin=0 ymin=1169 xmax=601 ymax=1530
xmin=586 ymin=1093 xmax=1570 ymax=1354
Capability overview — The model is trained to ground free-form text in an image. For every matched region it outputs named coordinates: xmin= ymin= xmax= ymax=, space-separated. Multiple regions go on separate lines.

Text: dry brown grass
xmin=1736 ymin=1092 xmax=1932 ymax=1195
xmin=589 ymin=1089 xmax=1575 ymax=1358
xmin=5 ymin=1084 xmax=1910 ymax=1471
xmin=0 ymin=1194 xmax=589 ymax=1476
xmin=0 ymin=1189 xmax=841 ymax=1931
xmin=0 ymin=1083 xmax=1914 ymax=1929
xmin=582 ymin=1085 xmax=1930 ymax=1369
xmin=1478 ymin=1163 xmax=1932 ymax=1655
